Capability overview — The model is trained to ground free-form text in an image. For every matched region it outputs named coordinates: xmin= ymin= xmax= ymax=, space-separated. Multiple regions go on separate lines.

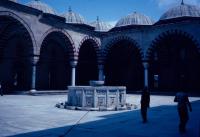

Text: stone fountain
xmin=66 ymin=81 xmax=127 ymax=111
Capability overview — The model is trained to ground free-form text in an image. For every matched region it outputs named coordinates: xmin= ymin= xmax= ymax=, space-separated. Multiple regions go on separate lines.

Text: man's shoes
xmin=142 ymin=120 xmax=147 ymax=123
xmin=179 ymin=127 xmax=186 ymax=133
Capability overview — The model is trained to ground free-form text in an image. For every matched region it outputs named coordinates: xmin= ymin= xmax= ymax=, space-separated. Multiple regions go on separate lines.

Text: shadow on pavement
xmin=7 ymin=100 xmax=200 ymax=137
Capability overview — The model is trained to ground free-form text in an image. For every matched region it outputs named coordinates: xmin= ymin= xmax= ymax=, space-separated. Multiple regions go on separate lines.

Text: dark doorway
xmin=0 ymin=16 xmax=33 ymax=93
xmin=36 ymin=32 xmax=71 ymax=90
xmin=105 ymin=40 xmax=143 ymax=92
xmin=149 ymin=32 xmax=200 ymax=91
xmin=76 ymin=40 xmax=98 ymax=85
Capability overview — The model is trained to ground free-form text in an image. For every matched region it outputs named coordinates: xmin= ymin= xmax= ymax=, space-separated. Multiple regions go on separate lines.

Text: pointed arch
xmin=0 ymin=11 xmax=34 ymax=92
xmin=36 ymin=30 xmax=74 ymax=90
xmin=146 ymin=30 xmax=200 ymax=60
xmin=0 ymin=11 xmax=37 ymax=55
xmin=78 ymin=36 xmax=101 ymax=63
xmin=103 ymin=36 xmax=144 ymax=64
xmin=104 ymin=36 xmax=144 ymax=91
xmin=39 ymin=28 xmax=76 ymax=61
xmin=147 ymin=29 xmax=200 ymax=91
xmin=76 ymin=36 xmax=100 ymax=85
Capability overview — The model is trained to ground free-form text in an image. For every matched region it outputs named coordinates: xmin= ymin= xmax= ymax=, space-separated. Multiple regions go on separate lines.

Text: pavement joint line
xmin=59 ymin=111 xmax=90 ymax=137
xmin=2 ymin=122 xmax=29 ymax=131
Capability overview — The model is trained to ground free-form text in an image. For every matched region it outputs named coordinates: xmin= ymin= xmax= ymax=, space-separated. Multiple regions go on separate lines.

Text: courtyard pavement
xmin=0 ymin=93 xmax=200 ymax=137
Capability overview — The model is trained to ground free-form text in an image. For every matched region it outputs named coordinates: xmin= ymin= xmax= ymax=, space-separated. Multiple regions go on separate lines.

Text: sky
xmin=18 ymin=0 xmax=200 ymax=26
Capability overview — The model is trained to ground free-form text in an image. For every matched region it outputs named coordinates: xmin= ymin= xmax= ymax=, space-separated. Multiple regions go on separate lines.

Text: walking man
xmin=0 ymin=83 xmax=3 ymax=96
xmin=140 ymin=87 xmax=150 ymax=123
xmin=174 ymin=90 xmax=192 ymax=133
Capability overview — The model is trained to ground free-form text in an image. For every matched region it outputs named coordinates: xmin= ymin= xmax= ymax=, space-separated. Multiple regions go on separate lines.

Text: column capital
xmin=143 ymin=62 xmax=149 ymax=69
xmin=98 ymin=64 xmax=104 ymax=69
xmin=70 ymin=61 xmax=78 ymax=67
xmin=32 ymin=55 xmax=39 ymax=65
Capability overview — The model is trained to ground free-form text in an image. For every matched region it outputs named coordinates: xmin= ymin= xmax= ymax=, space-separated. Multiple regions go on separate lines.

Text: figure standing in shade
xmin=0 ymin=83 xmax=3 ymax=96
xmin=174 ymin=89 xmax=192 ymax=133
xmin=140 ymin=87 xmax=150 ymax=123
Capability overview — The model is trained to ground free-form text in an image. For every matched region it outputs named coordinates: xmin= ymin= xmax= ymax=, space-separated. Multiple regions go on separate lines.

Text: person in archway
xmin=174 ymin=89 xmax=192 ymax=133
xmin=140 ymin=87 xmax=150 ymax=123
xmin=0 ymin=83 xmax=3 ymax=96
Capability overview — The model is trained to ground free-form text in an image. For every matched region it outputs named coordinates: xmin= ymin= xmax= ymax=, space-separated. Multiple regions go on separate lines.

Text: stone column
xmin=143 ymin=62 xmax=149 ymax=88
xmin=30 ymin=56 xmax=38 ymax=92
xmin=98 ymin=65 xmax=104 ymax=81
xmin=70 ymin=61 xmax=77 ymax=86
xmin=30 ymin=64 xmax=36 ymax=92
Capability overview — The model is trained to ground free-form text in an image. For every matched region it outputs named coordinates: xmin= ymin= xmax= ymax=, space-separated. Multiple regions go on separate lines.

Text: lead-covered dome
xmin=160 ymin=3 xmax=200 ymax=20
xmin=90 ymin=17 xmax=113 ymax=32
xmin=27 ymin=0 xmax=56 ymax=14
xmin=115 ymin=12 xmax=154 ymax=27
xmin=62 ymin=8 xmax=85 ymax=24
xmin=9 ymin=0 xmax=17 ymax=2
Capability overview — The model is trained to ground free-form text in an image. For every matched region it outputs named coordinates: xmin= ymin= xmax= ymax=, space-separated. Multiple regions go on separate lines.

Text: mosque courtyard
xmin=0 ymin=93 xmax=199 ymax=137
xmin=1 ymin=1 xmax=200 ymax=137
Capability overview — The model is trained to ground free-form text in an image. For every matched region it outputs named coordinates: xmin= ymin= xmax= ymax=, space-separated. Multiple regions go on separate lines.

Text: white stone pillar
xmin=30 ymin=65 xmax=36 ymax=91
xmin=98 ymin=65 xmax=104 ymax=81
xmin=70 ymin=61 xmax=77 ymax=86
xmin=143 ymin=62 xmax=149 ymax=88
xmin=30 ymin=56 xmax=37 ymax=92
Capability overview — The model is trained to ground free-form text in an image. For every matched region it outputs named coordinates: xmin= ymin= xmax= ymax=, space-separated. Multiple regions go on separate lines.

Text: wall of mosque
xmin=1 ymin=0 xmax=200 ymax=92
xmin=0 ymin=2 xmax=101 ymax=61
xmin=102 ymin=22 xmax=200 ymax=61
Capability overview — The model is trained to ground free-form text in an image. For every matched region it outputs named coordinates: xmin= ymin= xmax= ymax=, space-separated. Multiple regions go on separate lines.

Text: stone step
xmin=28 ymin=90 xmax=68 ymax=95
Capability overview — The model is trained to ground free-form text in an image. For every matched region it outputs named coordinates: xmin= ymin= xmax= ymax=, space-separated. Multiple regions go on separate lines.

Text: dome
xmin=9 ymin=0 xmax=17 ymax=2
xmin=90 ymin=17 xmax=113 ymax=32
xmin=27 ymin=0 xmax=56 ymax=14
xmin=62 ymin=7 xmax=85 ymax=24
xmin=160 ymin=3 xmax=200 ymax=20
xmin=115 ymin=12 xmax=154 ymax=27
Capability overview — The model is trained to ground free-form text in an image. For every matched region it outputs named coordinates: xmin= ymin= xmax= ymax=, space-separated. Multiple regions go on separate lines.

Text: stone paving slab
xmin=0 ymin=94 xmax=199 ymax=137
